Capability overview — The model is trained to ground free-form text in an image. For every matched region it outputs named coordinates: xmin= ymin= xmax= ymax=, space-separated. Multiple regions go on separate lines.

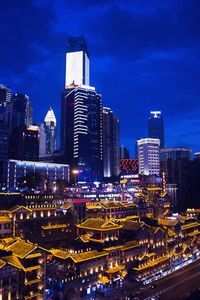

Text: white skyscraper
xmin=137 ymin=138 xmax=160 ymax=176
xmin=44 ymin=107 xmax=57 ymax=155
xmin=65 ymin=36 xmax=90 ymax=88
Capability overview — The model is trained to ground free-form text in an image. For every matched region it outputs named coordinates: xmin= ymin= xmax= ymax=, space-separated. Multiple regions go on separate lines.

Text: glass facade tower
xmin=65 ymin=36 xmax=90 ymax=88
xmin=61 ymin=84 xmax=103 ymax=181
xmin=102 ymin=107 xmax=120 ymax=177
xmin=148 ymin=111 xmax=164 ymax=148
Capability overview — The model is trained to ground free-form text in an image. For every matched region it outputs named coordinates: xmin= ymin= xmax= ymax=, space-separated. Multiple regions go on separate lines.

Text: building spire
xmin=44 ymin=107 xmax=56 ymax=125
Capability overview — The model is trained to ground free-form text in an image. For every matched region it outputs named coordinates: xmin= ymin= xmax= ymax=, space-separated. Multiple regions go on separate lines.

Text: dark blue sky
xmin=1 ymin=0 xmax=200 ymax=156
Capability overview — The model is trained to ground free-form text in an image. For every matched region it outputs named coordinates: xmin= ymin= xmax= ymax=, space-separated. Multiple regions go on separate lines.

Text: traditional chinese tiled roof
xmin=122 ymin=221 xmax=146 ymax=231
xmin=114 ymin=215 xmax=139 ymax=225
xmin=98 ymin=276 xmax=110 ymax=284
xmin=98 ymin=201 xmax=136 ymax=210
xmin=158 ymin=219 xmax=179 ymax=227
xmin=0 ymin=259 xmax=6 ymax=269
xmin=77 ymin=218 xmax=122 ymax=231
xmin=9 ymin=205 xmax=32 ymax=213
xmin=25 ymin=278 xmax=42 ymax=286
xmin=0 ymin=237 xmax=15 ymax=249
xmin=25 ymin=253 xmax=42 ymax=259
xmin=50 ymin=249 xmax=70 ymax=260
xmin=6 ymin=239 xmax=37 ymax=259
xmin=146 ymin=254 xmax=169 ymax=266
xmin=61 ymin=203 xmax=72 ymax=210
xmin=0 ymin=238 xmax=45 ymax=273
xmin=146 ymin=187 xmax=162 ymax=191
xmin=42 ymin=224 xmax=67 ymax=230
xmin=77 ymin=234 xmax=91 ymax=243
xmin=70 ymin=250 xmax=108 ymax=263
xmin=148 ymin=226 xmax=165 ymax=234
xmin=99 ymin=202 xmax=124 ymax=209
xmin=133 ymin=254 xmax=169 ymax=271
xmin=86 ymin=204 xmax=102 ymax=210
xmin=147 ymin=252 xmax=156 ymax=258
xmin=24 ymin=292 xmax=43 ymax=299
xmin=24 ymin=265 xmax=41 ymax=272
xmin=103 ymin=245 xmax=123 ymax=251
xmin=31 ymin=207 xmax=56 ymax=211
xmin=122 ymin=202 xmax=137 ymax=208
xmin=2 ymin=255 xmax=24 ymax=270
xmin=181 ymin=222 xmax=200 ymax=231
xmin=163 ymin=209 xmax=170 ymax=216
xmin=122 ymin=240 xmax=139 ymax=251
xmin=168 ymin=229 xmax=176 ymax=237
xmin=89 ymin=237 xmax=105 ymax=243
xmin=0 ymin=216 xmax=11 ymax=223
xmin=106 ymin=265 xmax=125 ymax=274
xmin=188 ymin=230 xmax=200 ymax=237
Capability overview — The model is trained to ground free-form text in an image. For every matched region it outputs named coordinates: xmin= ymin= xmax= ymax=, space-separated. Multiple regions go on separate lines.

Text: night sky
xmin=1 ymin=0 xmax=200 ymax=156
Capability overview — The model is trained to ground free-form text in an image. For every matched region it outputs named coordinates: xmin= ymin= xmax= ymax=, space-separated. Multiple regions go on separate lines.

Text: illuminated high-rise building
xmin=10 ymin=93 xmax=32 ymax=131
xmin=137 ymin=138 xmax=160 ymax=176
xmin=61 ymin=36 xmax=103 ymax=181
xmin=120 ymin=146 xmax=130 ymax=159
xmin=9 ymin=125 xmax=39 ymax=161
xmin=39 ymin=123 xmax=46 ymax=156
xmin=8 ymin=94 xmax=34 ymax=161
xmin=0 ymin=84 xmax=11 ymax=124
xmin=0 ymin=85 xmax=11 ymax=161
xmin=160 ymin=147 xmax=192 ymax=162
xmin=0 ymin=121 xmax=9 ymax=161
xmin=44 ymin=107 xmax=57 ymax=154
xmin=102 ymin=107 xmax=120 ymax=177
xmin=0 ymin=84 xmax=11 ymax=106
xmin=160 ymin=147 xmax=192 ymax=209
xmin=148 ymin=111 xmax=164 ymax=148
xmin=61 ymin=84 xmax=103 ymax=181
xmin=65 ymin=36 xmax=90 ymax=88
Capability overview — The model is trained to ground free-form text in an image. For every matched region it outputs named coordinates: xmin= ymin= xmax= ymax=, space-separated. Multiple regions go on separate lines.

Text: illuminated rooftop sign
xmin=150 ymin=111 xmax=161 ymax=118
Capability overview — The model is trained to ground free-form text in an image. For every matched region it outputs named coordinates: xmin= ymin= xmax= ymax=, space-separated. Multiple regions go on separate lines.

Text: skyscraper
xmin=160 ymin=147 xmax=192 ymax=162
xmin=102 ymin=107 xmax=120 ymax=177
xmin=65 ymin=36 xmax=90 ymax=88
xmin=61 ymin=84 xmax=103 ymax=181
xmin=120 ymin=146 xmax=130 ymax=159
xmin=0 ymin=84 xmax=11 ymax=124
xmin=137 ymin=138 xmax=160 ymax=175
xmin=22 ymin=126 xmax=39 ymax=161
xmin=148 ymin=111 xmax=164 ymax=148
xmin=0 ymin=85 xmax=11 ymax=161
xmin=160 ymin=147 xmax=192 ymax=209
xmin=10 ymin=93 xmax=32 ymax=132
xmin=9 ymin=125 xmax=39 ymax=161
xmin=0 ymin=121 xmax=9 ymax=161
xmin=39 ymin=123 xmax=46 ymax=156
xmin=0 ymin=84 xmax=11 ymax=106
xmin=8 ymin=94 xmax=33 ymax=161
xmin=61 ymin=36 xmax=103 ymax=181
xmin=44 ymin=107 xmax=57 ymax=154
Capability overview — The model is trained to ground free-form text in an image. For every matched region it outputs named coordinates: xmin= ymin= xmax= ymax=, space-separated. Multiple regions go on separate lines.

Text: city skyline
xmin=1 ymin=3 xmax=200 ymax=299
xmin=1 ymin=1 xmax=200 ymax=155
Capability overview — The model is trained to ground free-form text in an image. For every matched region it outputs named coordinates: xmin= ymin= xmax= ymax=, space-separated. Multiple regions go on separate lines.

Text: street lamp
xmin=72 ymin=169 xmax=79 ymax=186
